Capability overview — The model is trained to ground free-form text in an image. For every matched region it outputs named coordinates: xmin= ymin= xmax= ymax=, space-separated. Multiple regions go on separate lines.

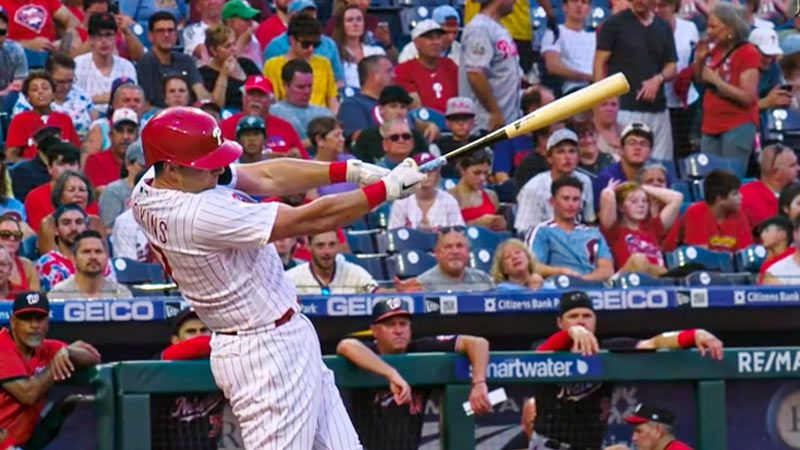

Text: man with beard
xmin=35 ymin=205 xmax=116 ymax=291
xmin=219 ymin=75 xmax=307 ymax=157
xmin=49 ymin=230 xmax=132 ymax=300
xmin=286 ymin=230 xmax=380 ymax=295
xmin=532 ymin=291 xmax=723 ymax=449
xmin=0 ymin=291 xmax=101 ymax=449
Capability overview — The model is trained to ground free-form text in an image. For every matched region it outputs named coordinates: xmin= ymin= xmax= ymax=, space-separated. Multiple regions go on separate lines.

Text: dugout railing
xmin=74 ymin=348 xmax=800 ymax=449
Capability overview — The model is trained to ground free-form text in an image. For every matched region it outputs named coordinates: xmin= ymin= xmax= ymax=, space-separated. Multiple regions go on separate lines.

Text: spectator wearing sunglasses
xmin=0 ymin=215 xmax=40 ymax=294
xmin=375 ymin=119 xmax=416 ymax=169
xmin=418 ymin=226 xmax=495 ymax=292
xmin=740 ymin=144 xmax=800 ymax=229
xmin=263 ymin=15 xmax=339 ymax=112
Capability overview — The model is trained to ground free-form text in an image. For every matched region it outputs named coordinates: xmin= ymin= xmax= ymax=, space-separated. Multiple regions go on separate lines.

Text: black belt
xmin=216 ymin=308 xmax=295 ymax=336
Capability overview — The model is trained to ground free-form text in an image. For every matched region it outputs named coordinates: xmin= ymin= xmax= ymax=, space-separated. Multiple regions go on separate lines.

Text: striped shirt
xmin=131 ymin=167 xmax=299 ymax=332
xmin=286 ymin=260 xmax=379 ymax=295
xmin=515 ymin=170 xmax=595 ymax=234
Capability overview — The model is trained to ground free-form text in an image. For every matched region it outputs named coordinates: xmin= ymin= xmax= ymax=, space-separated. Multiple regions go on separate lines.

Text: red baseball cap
xmin=244 ymin=75 xmax=274 ymax=95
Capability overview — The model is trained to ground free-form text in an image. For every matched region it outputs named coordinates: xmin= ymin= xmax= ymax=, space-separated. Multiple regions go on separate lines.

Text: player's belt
xmin=216 ymin=308 xmax=296 ymax=336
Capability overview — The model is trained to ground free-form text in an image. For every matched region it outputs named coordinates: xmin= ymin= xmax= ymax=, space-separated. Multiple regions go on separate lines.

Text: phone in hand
xmin=780 ymin=84 xmax=794 ymax=92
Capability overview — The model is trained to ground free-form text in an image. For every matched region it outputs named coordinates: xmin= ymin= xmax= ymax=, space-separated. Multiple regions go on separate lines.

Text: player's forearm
xmin=7 ymin=368 xmax=56 ymax=405
xmin=458 ymin=336 xmax=489 ymax=383
xmin=68 ymin=347 xmax=101 ymax=367
xmin=270 ymin=188 xmax=376 ymax=241
xmin=336 ymin=339 xmax=399 ymax=380
xmin=235 ymin=159 xmax=333 ymax=197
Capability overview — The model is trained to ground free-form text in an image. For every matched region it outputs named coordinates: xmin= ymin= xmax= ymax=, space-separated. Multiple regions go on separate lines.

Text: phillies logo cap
xmin=13 ymin=291 xmax=50 ymax=316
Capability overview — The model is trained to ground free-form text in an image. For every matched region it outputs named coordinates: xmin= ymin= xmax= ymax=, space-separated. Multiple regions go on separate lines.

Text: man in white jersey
xmin=130 ymin=106 xmax=427 ymax=450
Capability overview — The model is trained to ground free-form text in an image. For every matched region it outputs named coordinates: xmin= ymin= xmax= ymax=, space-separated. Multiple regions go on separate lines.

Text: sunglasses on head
xmin=0 ymin=230 xmax=23 ymax=241
xmin=387 ymin=133 xmax=413 ymax=142
xmin=438 ymin=225 xmax=465 ymax=235
xmin=299 ymin=40 xmax=322 ymax=49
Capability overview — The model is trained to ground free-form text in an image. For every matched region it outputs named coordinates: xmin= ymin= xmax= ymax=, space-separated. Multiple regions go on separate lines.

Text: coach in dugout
xmin=604 ymin=403 xmax=693 ymax=450
xmin=532 ymin=291 xmax=723 ymax=449
xmin=0 ymin=291 xmax=101 ymax=449
xmin=337 ymin=297 xmax=491 ymax=450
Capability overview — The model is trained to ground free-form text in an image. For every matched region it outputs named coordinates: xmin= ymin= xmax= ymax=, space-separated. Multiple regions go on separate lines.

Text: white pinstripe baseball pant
xmin=209 ymin=314 xmax=362 ymax=450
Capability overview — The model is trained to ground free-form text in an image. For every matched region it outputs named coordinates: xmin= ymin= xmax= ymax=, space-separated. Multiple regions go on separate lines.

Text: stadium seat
xmin=671 ymin=179 xmax=693 ymax=202
xmin=344 ymin=216 xmax=369 ymax=231
xmin=345 ymin=230 xmax=380 ymax=254
xmin=24 ymin=49 xmax=49 ymax=69
xmin=368 ymin=202 xmax=393 ymax=229
xmin=340 ymin=86 xmax=360 ymax=99
xmin=735 ymin=244 xmax=768 ymax=273
xmin=385 ymin=250 xmax=437 ymax=279
xmin=614 ymin=272 xmax=676 ymax=289
xmin=411 ymin=107 xmax=447 ymax=131
xmin=680 ymin=152 xmax=744 ymax=179
xmin=651 ymin=158 xmax=678 ymax=182
xmin=683 ymin=270 xmax=752 ymax=286
xmin=112 ymin=257 xmax=167 ymax=284
xmin=469 ymin=248 xmax=494 ymax=273
xmin=342 ymin=253 xmax=387 ymax=280
xmin=545 ymin=274 xmax=606 ymax=289
xmin=764 ymin=108 xmax=800 ymax=149
xmin=377 ymin=228 xmax=437 ymax=253
xmin=689 ymin=179 xmax=704 ymax=202
xmin=440 ymin=178 xmax=458 ymax=190
xmin=20 ymin=235 xmax=38 ymax=261
xmin=664 ymin=246 xmax=735 ymax=273
xmin=588 ymin=3 xmax=608 ymax=29
xmin=464 ymin=226 xmax=510 ymax=253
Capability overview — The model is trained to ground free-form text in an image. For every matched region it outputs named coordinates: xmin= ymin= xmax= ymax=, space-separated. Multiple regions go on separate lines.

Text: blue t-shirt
xmin=264 ymin=34 xmax=344 ymax=82
xmin=526 ymin=220 xmax=613 ymax=275
xmin=269 ymin=101 xmax=334 ymax=141
xmin=337 ymin=92 xmax=378 ymax=138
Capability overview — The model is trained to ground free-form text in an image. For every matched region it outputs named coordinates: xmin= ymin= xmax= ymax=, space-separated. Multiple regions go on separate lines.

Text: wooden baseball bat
xmin=420 ymin=72 xmax=630 ymax=172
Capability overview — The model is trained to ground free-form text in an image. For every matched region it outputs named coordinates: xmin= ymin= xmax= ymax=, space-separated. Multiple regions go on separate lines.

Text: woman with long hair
xmin=490 ymin=238 xmax=543 ymax=290
xmin=332 ymin=5 xmax=385 ymax=88
xmin=200 ymin=23 xmax=262 ymax=110
xmin=0 ymin=215 xmax=41 ymax=292
xmin=448 ymin=149 xmax=507 ymax=232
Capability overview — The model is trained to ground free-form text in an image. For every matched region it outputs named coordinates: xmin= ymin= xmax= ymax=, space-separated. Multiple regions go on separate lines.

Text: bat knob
xmin=419 ymin=156 xmax=446 ymax=173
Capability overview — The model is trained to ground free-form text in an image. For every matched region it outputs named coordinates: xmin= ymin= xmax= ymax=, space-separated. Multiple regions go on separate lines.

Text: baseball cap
xmin=244 ymin=75 xmax=274 ymax=95
xmin=546 ymin=128 xmax=578 ymax=152
xmin=88 ymin=12 xmax=117 ymax=35
xmin=754 ymin=215 xmax=793 ymax=238
xmin=236 ymin=115 xmax=266 ymax=135
xmin=625 ymin=403 xmax=676 ymax=426
xmin=445 ymin=97 xmax=475 ymax=117
xmin=750 ymin=27 xmax=783 ymax=56
xmin=112 ymin=108 xmax=138 ymax=128
xmin=432 ymin=5 xmax=460 ymax=26
xmin=126 ymin=139 xmax=145 ymax=165
xmin=172 ymin=308 xmax=200 ymax=335
xmin=558 ymin=291 xmax=594 ymax=316
xmin=222 ymin=0 xmax=259 ymax=21
xmin=413 ymin=152 xmax=436 ymax=166
xmin=372 ymin=297 xmax=411 ymax=324
xmin=288 ymin=0 xmax=316 ymax=15
xmin=13 ymin=291 xmax=50 ymax=317
xmin=620 ymin=122 xmax=653 ymax=145
xmin=411 ymin=19 xmax=443 ymax=40
xmin=379 ymin=85 xmax=412 ymax=105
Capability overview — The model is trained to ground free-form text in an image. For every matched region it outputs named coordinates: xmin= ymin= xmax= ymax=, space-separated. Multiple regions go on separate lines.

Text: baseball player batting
xmin=131 ymin=107 xmax=426 ymax=449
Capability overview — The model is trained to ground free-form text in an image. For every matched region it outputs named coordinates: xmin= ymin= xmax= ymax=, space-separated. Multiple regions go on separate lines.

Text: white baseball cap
xmin=445 ymin=97 xmax=474 ymax=117
xmin=749 ymin=27 xmax=783 ymax=56
xmin=546 ymin=128 xmax=578 ymax=151
xmin=411 ymin=19 xmax=442 ymax=40
xmin=112 ymin=108 xmax=138 ymax=127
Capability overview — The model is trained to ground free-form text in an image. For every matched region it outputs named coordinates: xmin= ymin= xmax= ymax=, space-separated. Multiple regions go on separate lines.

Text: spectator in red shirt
xmin=161 ymin=309 xmax=211 ymax=360
xmin=0 ymin=291 xmax=100 ymax=449
xmin=665 ymin=169 xmax=753 ymax=252
xmin=394 ymin=20 xmax=458 ymax=113
xmin=740 ymin=143 xmax=799 ymax=229
xmin=0 ymin=0 xmax=81 ymax=53
xmin=36 ymin=171 xmax=104 ymax=255
xmin=255 ymin=0 xmax=290 ymax=51
xmin=5 ymin=72 xmax=81 ymax=162
xmin=84 ymin=108 xmax=139 ymax=191
xmin=0 ymin=216 xmax=40 ymax=294
xmin=599 ymin=180 xmax=682 ymax=275
xmin=24 ymin=142 xmax=81 ymax=232
xmin=694 ymin=3 xmax=760 ymax=175
xmin=219 ymin=75 xmax=309 ymax=158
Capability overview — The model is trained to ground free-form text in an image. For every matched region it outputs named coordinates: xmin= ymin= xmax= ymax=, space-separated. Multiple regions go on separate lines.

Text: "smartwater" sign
xmin=456 ymin=355 xmax=603 ymax=380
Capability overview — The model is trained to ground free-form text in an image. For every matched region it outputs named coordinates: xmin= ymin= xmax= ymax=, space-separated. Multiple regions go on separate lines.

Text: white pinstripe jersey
xmin=131 ymin=167 xmax=298 ymax=332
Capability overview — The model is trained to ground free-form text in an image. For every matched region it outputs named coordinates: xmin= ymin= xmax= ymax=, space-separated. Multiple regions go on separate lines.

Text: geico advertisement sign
xmin=585 ymin=290 xmax=670 ymax=310
xmin=326 ymin=296 xmax=415 ymax=316
xmin=64 ymin=301 xmax=156 ymax=322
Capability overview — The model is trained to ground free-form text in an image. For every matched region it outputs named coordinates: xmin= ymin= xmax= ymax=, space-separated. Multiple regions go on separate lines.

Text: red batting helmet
xmin=142 ymin=106 xmax=242 ymax=169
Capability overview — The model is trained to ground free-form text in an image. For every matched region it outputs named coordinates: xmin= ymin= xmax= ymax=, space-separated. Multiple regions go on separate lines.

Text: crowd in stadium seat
xmin=0 ymin=0 xmax=796 ymax=297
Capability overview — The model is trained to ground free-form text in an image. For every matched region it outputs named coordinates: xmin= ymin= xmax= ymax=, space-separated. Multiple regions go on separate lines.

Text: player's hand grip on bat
xmin=345 ymin=159 xmax=391 ymax=187
xmin=382 ymin=158 xmax=426 ymax=200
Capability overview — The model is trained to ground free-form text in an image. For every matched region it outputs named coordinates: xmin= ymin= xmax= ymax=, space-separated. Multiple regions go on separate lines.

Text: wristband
xmin=362 ymin=181 xmax=387 ymax=209
xmin=329 ymin=161 xmax=348 ymax=183
xmin=677 ymin=329 xmax=697 ymax=349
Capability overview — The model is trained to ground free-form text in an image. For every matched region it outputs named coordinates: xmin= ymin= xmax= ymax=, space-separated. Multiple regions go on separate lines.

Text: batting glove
xmin=346 ymin=159 xmax=391 ymax=187
xmin=382 ymin=158 xmax=426 ymax=201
